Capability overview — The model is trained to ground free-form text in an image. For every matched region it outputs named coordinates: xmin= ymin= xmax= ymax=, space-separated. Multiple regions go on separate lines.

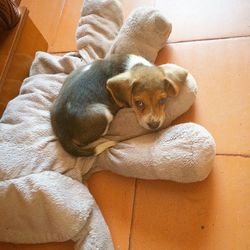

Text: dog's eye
xmin=135 ymin=100 xmax=145 ymax=110
xmin=159 ymin=97 xmax=167 ymax=105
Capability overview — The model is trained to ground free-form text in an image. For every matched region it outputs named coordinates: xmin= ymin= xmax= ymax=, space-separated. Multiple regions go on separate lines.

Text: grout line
xmin=48 ymin=35 xmax=250 ymax=54
xmin=216 ymin=153 xmax=250 ymax=158
xmin=49 ymin=0 xmax=67 ymax=50
xmin=167 ymin=35 xmax=250 ymax=45
xmin=128 ymin=178 xmax=138 ymax=250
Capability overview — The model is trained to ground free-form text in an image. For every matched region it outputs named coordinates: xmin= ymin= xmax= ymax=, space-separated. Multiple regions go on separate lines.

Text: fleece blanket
xmin=0 ymin=0 xmax=216 ymax=249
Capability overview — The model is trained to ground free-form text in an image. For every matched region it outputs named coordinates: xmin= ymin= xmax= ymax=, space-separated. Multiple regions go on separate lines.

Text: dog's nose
xmin=147 ymin=121 xmax=160 ymax=130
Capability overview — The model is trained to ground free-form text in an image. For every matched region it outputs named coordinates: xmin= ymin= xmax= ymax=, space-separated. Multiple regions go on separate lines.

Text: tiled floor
xmin=1 ymin=0 xmax=250 ymax=249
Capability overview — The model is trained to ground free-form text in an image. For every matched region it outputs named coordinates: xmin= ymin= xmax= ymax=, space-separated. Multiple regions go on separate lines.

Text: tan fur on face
xmin=106 ymin=63 xmax=188 ymax=130
xmin=129 ymin=66 xmax=169 ymax=130
xmin=132 ymin=89 xmax=167 ymax=130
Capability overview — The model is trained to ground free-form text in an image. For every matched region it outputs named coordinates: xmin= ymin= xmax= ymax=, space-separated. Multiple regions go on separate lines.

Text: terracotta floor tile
xmin=49 ymin=0 xmax=155 ymax=52
xmin=130 ymin=156 xmax=250 ymax=250
xmin=49 ymin=0 xmax=83 ymax=52
xmin=87 ymin=171 xmax=136 ymax=250
xmin=156 ymin=37 xmax=250 ymax=155
xmin=20 ymin=0 xmax=156 ymax=52
xmin=156 ymin=0 xmax=250 ymax=42
xmin=46 ymin=0 xmax=157 ymax=52
xmin=20 ymin=0 xmax=65 ymax=51
xmin=122 ymin=0 xmax=155 ymax=21
xmin=20 ymin=0 xmax=250 ymax=52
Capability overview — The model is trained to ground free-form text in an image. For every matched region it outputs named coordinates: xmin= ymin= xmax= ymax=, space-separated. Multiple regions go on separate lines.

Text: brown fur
xmin=107 ymin=64 xmax=188 ymax=130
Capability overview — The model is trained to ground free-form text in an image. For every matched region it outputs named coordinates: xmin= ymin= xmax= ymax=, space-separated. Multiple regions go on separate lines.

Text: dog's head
xmin=106 ymin=63 xmax=188 ymax=130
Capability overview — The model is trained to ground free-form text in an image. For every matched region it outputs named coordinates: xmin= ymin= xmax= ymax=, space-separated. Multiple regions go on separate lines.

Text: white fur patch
xmin=102 ymin=107 xmax=113 ymax=136
xmin=103 ymin=107 xmax=113 ymax=123
xmin=126 ymin=55 xmax=152 ymax=70
xmin=66 ymin=101 xmax=71 ymax=110
xmin=82 ymin=63 xmax=92 ymax=72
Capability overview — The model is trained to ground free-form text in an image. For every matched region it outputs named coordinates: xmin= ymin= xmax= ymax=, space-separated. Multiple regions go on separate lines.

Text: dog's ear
xmin=106 ymin=71 xmax=134 ymax=107
xmin=160 ymin=64 xmax=188 ymax=96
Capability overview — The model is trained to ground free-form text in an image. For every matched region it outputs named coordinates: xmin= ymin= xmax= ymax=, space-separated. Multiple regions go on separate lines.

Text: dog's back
xmin=51 ymin=54 xmax=129 ymax=156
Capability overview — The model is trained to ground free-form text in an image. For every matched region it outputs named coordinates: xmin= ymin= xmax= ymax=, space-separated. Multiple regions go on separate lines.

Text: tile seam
xmin=49 ymin=0 xmax=67 ymax=51
xmin=48 ymin=35 xmax=250 ymax=53
xmin=216 ymin=153 xmax=250 ymax=158
xmin=168 ymin=35 xmax=250 ymax=45
xmin=128 ymin=178 xmax=138 ymax=250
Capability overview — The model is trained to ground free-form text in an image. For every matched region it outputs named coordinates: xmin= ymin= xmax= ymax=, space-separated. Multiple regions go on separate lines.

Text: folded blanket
xmin=77 ymin=0 xmax=123 ymax=62
xmin=106 ymin=6 xmax=172 ymax=62
xmin=0 ymin=0 xmax=216 ymax=249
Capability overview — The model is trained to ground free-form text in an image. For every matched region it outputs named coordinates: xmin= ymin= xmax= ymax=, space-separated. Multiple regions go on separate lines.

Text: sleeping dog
xmin=50 ymin=54 xmax=188 ymax=156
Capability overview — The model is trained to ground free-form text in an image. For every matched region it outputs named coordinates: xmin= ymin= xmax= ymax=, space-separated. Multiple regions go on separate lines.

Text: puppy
xmin=50 ymin=54 xmax=188 ymax=157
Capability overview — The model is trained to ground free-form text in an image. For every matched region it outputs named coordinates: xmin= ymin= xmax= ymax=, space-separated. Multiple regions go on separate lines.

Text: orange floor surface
xmin=0 ymin=0 xmax=250 ymax=249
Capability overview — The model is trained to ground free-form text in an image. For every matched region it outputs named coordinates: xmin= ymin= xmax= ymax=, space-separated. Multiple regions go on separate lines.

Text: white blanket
xmin=0 ymin=0 xmax=216 ymax=249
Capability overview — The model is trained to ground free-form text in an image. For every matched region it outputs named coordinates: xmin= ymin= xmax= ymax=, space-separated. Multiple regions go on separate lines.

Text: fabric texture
xmin=0 ymin=0 xmax=216 ymax=249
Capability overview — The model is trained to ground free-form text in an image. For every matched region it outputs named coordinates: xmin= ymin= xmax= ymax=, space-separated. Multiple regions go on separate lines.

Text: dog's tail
xmin=59 ymin=137 xmax=117 ymax=157
xmin=70 ymin=138 xmax=117 ymax=156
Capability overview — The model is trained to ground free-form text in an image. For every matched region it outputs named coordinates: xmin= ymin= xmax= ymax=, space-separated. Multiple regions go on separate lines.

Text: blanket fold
xmin=77 ymin=0 xmax=123 ymax=63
